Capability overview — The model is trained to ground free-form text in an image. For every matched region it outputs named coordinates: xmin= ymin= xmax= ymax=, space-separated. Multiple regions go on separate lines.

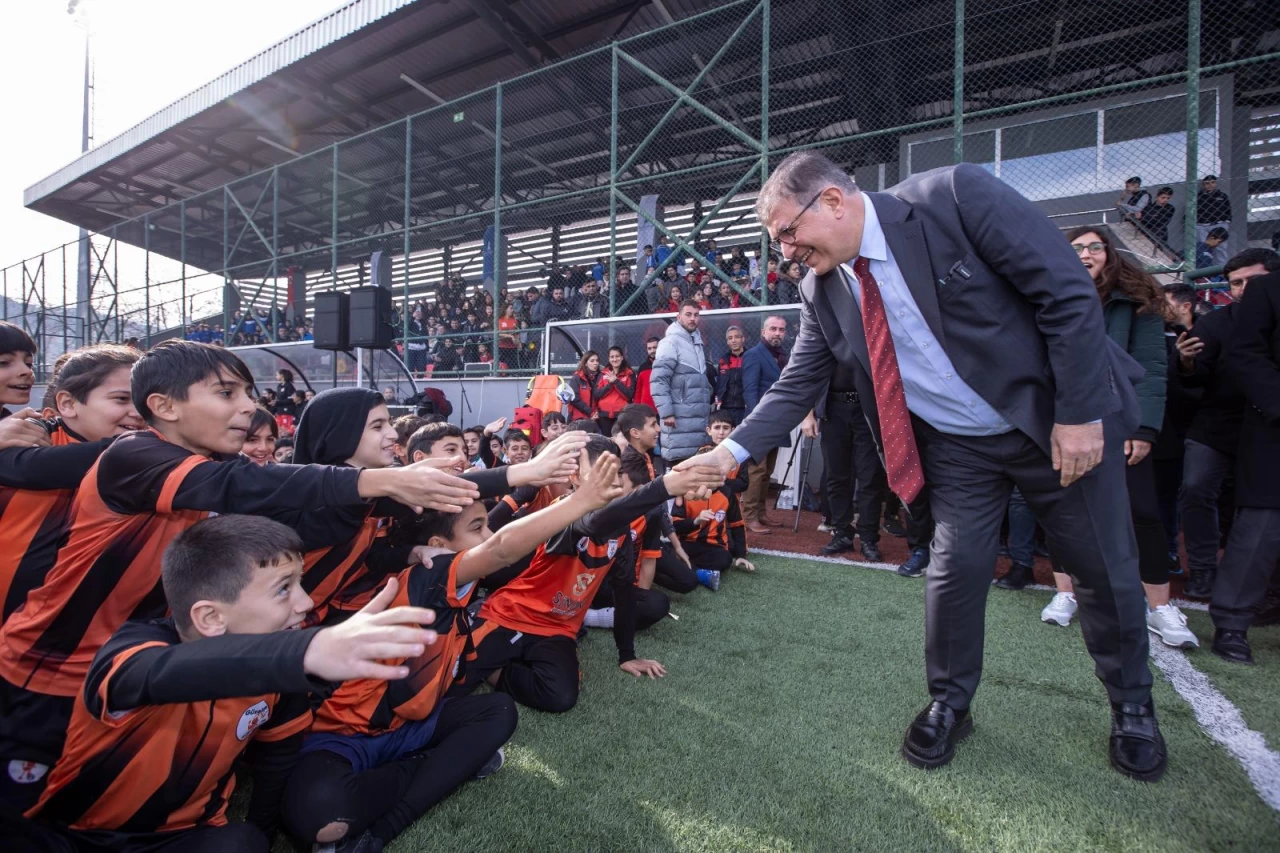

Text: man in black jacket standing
xmin=1212 ymin=269 xmax=1280 ymax=663
xmin=1177 ymin=249 xmax=1280 ymax=598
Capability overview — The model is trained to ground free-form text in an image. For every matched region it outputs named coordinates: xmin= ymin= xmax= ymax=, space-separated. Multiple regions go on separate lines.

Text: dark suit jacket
xmin=1227 ymin=271 xmax=1280 ymax=508
xmin=1181 ymin=305 xmax=1245 ymax=455
xmin=732 ymin=164 xmax=1142 ymax=462
xmin=741 ymin=341 xmax=789 ymax=448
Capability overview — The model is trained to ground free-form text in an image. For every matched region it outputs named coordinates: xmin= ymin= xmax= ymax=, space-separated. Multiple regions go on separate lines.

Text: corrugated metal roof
xmin=24 ymin=0 xmax=419 ymax=205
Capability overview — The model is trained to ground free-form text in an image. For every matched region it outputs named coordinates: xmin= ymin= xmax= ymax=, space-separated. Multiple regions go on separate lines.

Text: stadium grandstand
xmin=3 ymin=0 xmax=1278 ymax=387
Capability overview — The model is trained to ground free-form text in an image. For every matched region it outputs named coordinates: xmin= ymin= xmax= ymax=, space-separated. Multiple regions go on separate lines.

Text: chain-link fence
xmin=4 ymin=0 xmax=1276 ymax=378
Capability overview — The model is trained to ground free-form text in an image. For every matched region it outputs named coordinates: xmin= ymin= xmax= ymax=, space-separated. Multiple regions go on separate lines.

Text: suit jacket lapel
xmin=872 ymin=196 xmax=948 ymax=348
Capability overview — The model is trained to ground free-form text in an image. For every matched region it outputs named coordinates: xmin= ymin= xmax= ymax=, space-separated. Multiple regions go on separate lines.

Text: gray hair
xmin=756 ymin=150 xmax=858 ymax=222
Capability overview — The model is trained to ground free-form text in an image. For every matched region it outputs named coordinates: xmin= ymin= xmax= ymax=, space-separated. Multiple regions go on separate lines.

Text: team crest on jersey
xmin=236 ymin=700 xmax=271 ymax=741
xmin=714 ymin=510 xmax=726 ymax=522
xmin=577 ymin=536 xmax=590 ymax=552
xmin=630 ymin=529 xmax=639 ymax=541
xmin=607 ymin=539 xmax=619 ymax=559
xmin=7 ymin=760 xmax=47 ymax=784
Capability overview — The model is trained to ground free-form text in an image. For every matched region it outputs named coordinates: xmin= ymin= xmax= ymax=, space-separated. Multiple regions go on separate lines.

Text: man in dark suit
xmin=1212 ymin=270 xmax=1280 ymax=663
xmin=739 ymin=315 xmax=790 ymax=534
xmin=677 ymin=151 xmax=1162 ymax=781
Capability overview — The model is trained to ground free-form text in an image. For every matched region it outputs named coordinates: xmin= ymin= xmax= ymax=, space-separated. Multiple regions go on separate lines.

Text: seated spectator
xmin=1117 ymin=176 xmax=1151 ymax=220
xmin=1144 ymin=187 xmax=1176 ymax=247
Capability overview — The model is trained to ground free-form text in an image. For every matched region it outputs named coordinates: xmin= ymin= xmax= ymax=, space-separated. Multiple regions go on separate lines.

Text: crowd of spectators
xmin=184 ymin=308 xmax=314 ymax=347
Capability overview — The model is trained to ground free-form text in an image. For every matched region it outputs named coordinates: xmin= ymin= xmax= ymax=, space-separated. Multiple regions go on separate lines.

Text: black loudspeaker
xmin=369 ymin=251 xmax=393 ymax=289
xmin=313 ymin=292 xmax=349 ymax=351
xmin=349 ymin=286 xmax=395 ymax=349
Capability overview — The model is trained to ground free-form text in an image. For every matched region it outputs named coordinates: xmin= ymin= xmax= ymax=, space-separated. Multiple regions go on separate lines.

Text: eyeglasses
xmin=1071 ymin=242 xmax=1106 ymax=255
xmin=768 ymin=188 xmax=825 ymax=254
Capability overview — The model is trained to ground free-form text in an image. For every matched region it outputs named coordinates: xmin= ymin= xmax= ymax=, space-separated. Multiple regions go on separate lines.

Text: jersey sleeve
xmin=169 ymin=456 xmax=364 ymax=517
xmin=464 ymin=466 xmax=510 ymax=501
xmin=0 ymin=437 xmax=115 ymax=490
xmin=95 ymin=433 xmax=215 ymax=515
xmin=608 ymin=537 xmax=638 ymax=664
xmin=487 ymin=485 xmax=540 ymax=531
xmin=87 ymin=621 xmax=326 ymax=720
xmin=640 ymin=509 xmax=664 ymax=559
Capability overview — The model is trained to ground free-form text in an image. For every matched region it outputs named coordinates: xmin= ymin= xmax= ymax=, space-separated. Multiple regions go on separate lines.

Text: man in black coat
xmin=677 ymin=150 xmax=1161 ymax=781
xmin=1211 ymin=269 xmax=1280 ymax=664
xmin=1175 ymin=249 xmax=1280 ymax=598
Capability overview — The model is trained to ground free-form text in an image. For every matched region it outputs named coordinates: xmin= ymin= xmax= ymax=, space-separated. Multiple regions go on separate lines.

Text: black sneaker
xmin=898 ymin=548 xmax=929 ymax=578
xmin=883 ymin=516 xmax=907 ymax=538
xmin=821 ymin=532 xmax=856 ymax=554
xmin=860 ymin=540 xmax=883 ymax=562
xmin=475 ymin=747 xmax=506 ymax=779
xmin=333 ymin=830 xmax=385 ymax=853
xmin=995 ymin=562 xmax=1034 ymax=590
xmin=1183 ymin=569 xmax=1214 ymax=600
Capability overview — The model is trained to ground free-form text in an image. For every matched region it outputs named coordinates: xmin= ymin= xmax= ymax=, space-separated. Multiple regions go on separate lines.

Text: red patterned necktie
xmin=851 ymin=257 xmax=925 ymax=504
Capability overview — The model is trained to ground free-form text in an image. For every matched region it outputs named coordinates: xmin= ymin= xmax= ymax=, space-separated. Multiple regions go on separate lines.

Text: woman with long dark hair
xmin=593 ymin=346 xmax=635 ymax=435
xmin=568 ymin=351 xmax=600 ymax=421
xmin=1039 ymin=227 xmax=1197 ymax=648
xmin=242 ymin=406 xmax=279 ymax=466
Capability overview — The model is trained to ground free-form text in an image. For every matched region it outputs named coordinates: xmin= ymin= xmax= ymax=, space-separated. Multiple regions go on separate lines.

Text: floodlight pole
xmin=1183 ymin=0 xmax=1201 ymax=283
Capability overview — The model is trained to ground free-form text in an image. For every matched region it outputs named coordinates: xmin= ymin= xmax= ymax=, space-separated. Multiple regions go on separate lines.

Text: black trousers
xmin=1153 ymin=456 xmax=1183 ymax=555
xmin=6 ymin=817 xmax=268 ymax=853
xmin=653 ymin=547 xmax=697 ymax=594
xmin=916 ymin=419 xmax=1151 ymax=710
xmin=451 ymin=620 xmax=582 ymax=713
xmin=0 ymin=683 xmax=74 ymax=813
xmin=683 ymin=539 xmax=733 ymax=572
xmin=589 ymin=584 xmax=671 ymax=629
xmin=821 ymin=394 xmax=934 ymax=546
xmin=283 ymin=693 xmax=516 ymax=846
xmin=1210 ymin=507 xmax=1280 ymax=632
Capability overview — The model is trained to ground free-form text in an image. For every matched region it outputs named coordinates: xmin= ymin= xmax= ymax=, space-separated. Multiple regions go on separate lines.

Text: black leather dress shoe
xmin=821 ymin=532 xmax=855 ymax=555
xmin=1212 ymin=629 xmax=1254 ymax=664
xmin=901 ymin=701 xmax=973 ymax=769
xmin=995 ymin=562 xmax=1034 ymax=590
xmin=860 ymin=541 xmax=883 ymax=562
xmin=1109 ymin=701 xmax=1167 ymax=782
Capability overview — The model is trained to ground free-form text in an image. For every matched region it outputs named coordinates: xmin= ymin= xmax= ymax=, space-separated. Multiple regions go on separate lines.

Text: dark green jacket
xmin=1103 ymin=293 xmax=1167 ymax=442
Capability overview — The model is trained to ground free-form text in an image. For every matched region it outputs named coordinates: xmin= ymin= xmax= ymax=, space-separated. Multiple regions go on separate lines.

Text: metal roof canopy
xmin=24 ymin=0 xmax=1269 ymax=279
xmin=24 ymin=0 xmax=700 ymax=240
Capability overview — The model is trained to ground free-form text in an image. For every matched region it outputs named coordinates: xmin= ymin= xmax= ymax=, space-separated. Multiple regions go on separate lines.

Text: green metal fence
xmin=4 ymin=0 xmax=1277 ymax=377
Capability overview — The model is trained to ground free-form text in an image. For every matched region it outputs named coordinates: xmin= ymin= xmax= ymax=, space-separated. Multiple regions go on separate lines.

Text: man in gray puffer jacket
xmin=650 ymin=299 xmax=714 ymax=463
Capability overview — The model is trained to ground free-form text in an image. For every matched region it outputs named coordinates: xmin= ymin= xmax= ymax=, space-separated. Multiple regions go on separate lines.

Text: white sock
xmin=583 ymin=607 xmax=615 ymax=628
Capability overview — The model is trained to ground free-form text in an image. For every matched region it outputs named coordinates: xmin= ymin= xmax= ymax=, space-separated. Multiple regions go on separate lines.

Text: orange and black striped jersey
xmin=0 ymin=420 xmax=115 ymax=623
xmin=27 ymin=620 xmax=318 ymax=834
xmin=628 ymin=510 xmax=664 ymax=581
xmin=487 ymin=484 xmax=557 ymax=532
xmin=479 ymin=477 xmax=672 ymax=639
xmin=0 ymin=429 xmax=364 ymax=698
xmin=673 ymin=487 xmax=743 ymax=549
xmin=300 ymin=511 xmax=380 ymax=623
xmin=314 ymin=551 xmax=476 ymax=736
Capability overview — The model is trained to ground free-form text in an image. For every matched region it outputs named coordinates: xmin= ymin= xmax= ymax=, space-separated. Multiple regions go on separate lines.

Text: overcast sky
xmin=0 ymin=0 xmax=341 ymax=276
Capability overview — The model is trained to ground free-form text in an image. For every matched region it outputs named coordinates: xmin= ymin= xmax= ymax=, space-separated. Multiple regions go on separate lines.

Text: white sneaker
xmin=1147 ymin=604 xmax=1199 ymax=649
xmin=1041 ymin=592 xmax=1078 ymax=627
xmin=817 ymin=521 xmax=832 ymax=533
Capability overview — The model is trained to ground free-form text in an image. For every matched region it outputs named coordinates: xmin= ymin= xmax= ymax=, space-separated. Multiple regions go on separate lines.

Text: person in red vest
xmin=594 ymin=346 xmax=635 ymax=437
xmin=568 ymin=351 xmax=600 ymax=421
xmin=634 ymin=337 xmax=660 ymax=409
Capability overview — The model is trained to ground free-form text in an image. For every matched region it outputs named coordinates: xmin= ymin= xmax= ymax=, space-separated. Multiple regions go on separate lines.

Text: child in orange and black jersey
xmin=582 ymin=453 xmax=671 ymax=632
xmin=671 ymin=411 xmax=756 ymax=578
xmin=8 ymin=515 xmax=436 ymax=853
xmin=280 ymin=451 xmax=623 ymax=853
xmin=0 ymin=345 xmax=143 ymax=624
xmin=0 ymin=342 xmax=480 ymax=811
xmin=0 ymin=322 xmax=36 ymax=420
xmin=451 ymin=435 xmax=724 ymax=713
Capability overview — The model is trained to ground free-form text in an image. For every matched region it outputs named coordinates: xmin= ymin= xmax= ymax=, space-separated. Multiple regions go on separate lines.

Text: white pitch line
xmin=751 ymin=546 xmax=1277 ymax=811
xmin=1150 ymin=644 xmax=1280 ymax=811
xmin=749 ymin=547 xmax=1207 ymax=610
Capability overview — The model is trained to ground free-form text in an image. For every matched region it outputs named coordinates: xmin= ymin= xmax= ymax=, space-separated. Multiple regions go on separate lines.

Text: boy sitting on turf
xmin=282 ymin=450 xmax=623 ymax=853
xmin=12 ymin=514 xmax=438 ymax=853
xmin=452 ymin=435 xmax=723 ymax=712
xmin=614 ymin=404 xmax=702 ymax=593
xmin=0 ymin=341 xmax=479 ymax=810
xmin=672 ymin=411 xmax=755 ymax=576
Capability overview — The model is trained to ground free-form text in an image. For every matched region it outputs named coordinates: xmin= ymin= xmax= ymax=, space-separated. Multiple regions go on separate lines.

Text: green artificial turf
xmin=388 ymin=558 xmax=1280 ymax=852
xmin=1182 ymin=607 xmax=1280 ymax=749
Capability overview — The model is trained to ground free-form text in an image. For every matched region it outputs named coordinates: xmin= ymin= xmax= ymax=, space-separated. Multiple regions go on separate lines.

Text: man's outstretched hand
xmin=673 ymin=445 xmax=737 ymax=499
